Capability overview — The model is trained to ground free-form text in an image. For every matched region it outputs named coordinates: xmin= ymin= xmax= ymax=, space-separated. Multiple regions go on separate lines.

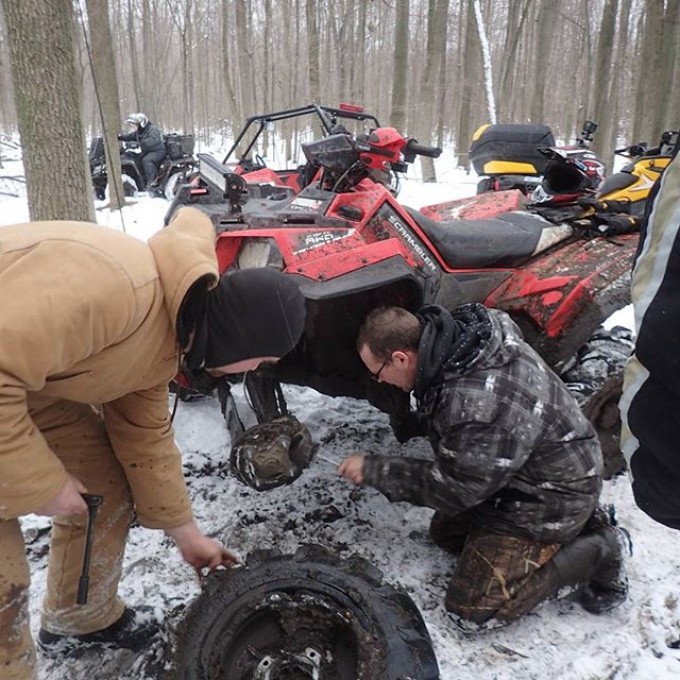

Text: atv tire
xmin=172 ymin=544 xmax=440 ymax=680
xmin=164 ymin=169 xmax=186 ymax=200
xmin=561 ymin=326 xmax=635 ymax=477
xmin=122 ymin=173 xmax=138 ymax=197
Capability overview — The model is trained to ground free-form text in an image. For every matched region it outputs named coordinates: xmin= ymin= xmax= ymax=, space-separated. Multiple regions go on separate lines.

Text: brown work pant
xmin=430 ymin=512 xmax=561 ymax=627
xmin=0 ymin=397 xmax=134 ymax=680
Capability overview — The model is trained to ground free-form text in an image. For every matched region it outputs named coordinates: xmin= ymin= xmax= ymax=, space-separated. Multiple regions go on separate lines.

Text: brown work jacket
xmin=0 ymin=207 xmax=217 ymax=528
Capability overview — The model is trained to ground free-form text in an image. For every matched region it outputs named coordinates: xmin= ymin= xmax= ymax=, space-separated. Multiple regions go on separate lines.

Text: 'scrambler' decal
xmin=386 ymin=213 xmax=438 ymax=272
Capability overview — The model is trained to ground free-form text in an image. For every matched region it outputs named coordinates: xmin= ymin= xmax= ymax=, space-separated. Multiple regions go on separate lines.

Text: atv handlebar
xmin=615 ymin=143 xmax=647 ymax=157
xmin=403 ymin=139 xmax=442 ymax=160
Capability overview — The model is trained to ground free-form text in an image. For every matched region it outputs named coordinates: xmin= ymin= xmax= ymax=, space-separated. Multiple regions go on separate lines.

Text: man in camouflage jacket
xmin=340 ymin=303 xmax=630 ymax=629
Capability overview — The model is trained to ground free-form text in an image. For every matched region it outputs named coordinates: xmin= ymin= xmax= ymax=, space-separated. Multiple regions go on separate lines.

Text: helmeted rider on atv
xmin=118 ymin=113 xmax=167 ymax=195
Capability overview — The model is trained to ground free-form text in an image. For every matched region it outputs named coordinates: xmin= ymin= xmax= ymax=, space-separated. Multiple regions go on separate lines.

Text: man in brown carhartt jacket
xmin=0 ymin=207 xmax=306 ymax=678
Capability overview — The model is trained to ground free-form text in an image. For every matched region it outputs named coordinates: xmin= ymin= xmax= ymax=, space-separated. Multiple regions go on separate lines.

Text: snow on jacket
xmin=620 ymin=154 xmax=680 ymax=530
xmin=363 ymin=309 xmax=602 ymax=543
xmin=0 ymin=207 xmax=218 ymax=528
xmin=119 ymin=121 xmax=166 ymax=155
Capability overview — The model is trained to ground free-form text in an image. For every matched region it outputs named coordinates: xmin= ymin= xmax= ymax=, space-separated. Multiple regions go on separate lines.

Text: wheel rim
xmin=204 ymin=589 xmax=362 ymax=679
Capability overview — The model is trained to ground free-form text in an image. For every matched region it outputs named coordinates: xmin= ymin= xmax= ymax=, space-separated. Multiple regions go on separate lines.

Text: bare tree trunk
xmin=126 ymin=0 xmax=141 ymax=112
xmin=221 ymin=0 xmax=240 ymax=130
xmin=85 ymin=0 xmax=126 ymax=209
xmin=414 ymin=0 xmax=449 ymax=182
xmin=235 ymin=0 xmax=255 ymax=117
xmin=0 ymin=7 xmax=11 ymax=132
xmin=263 ymin=0 xmax=272 ymax=112
xmin=390 ymin=0 xmax=409 ymax=130
xmin=637 ymin=1 xmax=664 ymax=144
xmin=305 ymin=0 xmax=320 ymax=101
xmin=630 ymin=10 xmax=645 ymax=145
xmin=141 ymin=0 xmax=154 ymax=115
xmin=498 ymin=0 xmax=532 ymax=121
xmin=656 ymin=0 xmax=680 ymax=136
xmin=2 ymin=0 xmax=95 ymax=222
xmin=352 ymin=0 xmax=367 ymax=105
xmin=183 ymin=0 xmax=194 ymax=134
xmin=529 ymin=0 xmax=557 ymax=123
xmin=457 ymin=0 xmax=480 ymax=171
xmin=591 ymin=0 xmax=618 ymax=172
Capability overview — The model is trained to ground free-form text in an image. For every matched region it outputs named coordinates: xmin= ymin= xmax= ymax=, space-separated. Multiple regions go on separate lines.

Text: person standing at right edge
xmin=620 ymin=152 xmax=680 ymax=529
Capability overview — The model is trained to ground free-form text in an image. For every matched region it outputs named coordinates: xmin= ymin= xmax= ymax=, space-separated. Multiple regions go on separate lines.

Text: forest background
xmin=0 ymin=0 xmax=677 ymax=220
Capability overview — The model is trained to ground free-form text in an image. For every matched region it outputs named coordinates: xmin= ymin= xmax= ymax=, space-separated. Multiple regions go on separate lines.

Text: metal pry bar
xmin=77 ymin=493 xmax=103 ymax=605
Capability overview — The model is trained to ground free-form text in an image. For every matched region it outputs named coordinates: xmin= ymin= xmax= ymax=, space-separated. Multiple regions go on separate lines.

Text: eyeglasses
xmin=370 ymin=357 xmax=391 ymax=382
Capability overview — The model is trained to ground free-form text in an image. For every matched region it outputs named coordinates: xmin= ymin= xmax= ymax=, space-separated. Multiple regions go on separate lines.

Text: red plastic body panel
xmin=419 ymin=189 xmax=527 ymax=221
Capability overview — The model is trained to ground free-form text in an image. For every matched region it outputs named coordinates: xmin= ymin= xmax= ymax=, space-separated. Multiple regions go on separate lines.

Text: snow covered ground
xmin=3 ymin=145 xmax=680 ymax=680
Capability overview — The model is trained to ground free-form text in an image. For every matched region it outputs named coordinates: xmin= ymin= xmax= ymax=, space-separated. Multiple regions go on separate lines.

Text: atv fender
xmin=485 ymin=233 xmax=637 ymax=369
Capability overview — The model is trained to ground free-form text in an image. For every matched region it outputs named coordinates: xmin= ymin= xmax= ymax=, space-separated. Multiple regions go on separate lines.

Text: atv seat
xmin=405 ymin=207 xmax=569 ymax=269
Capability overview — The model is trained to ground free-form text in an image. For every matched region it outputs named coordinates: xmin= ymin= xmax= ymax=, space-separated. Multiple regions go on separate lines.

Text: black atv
xmin=89 ymin=133 xmax=197 ymax=201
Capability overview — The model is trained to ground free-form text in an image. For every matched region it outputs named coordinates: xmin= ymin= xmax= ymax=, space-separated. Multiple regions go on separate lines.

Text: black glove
xmin=596 ymin=199 xmax=632 ymax=214
xmin=593 ymin=212 xmax=639 ymax=236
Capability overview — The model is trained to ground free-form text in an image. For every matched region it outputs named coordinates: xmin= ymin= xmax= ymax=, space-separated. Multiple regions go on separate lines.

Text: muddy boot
xmin=38 ymin=606 xmax=160 ymax=655
xmin=580 ymin=503 xmax=618 ymax=534
xmin=552 ymin=526 xmax=632 ymax=614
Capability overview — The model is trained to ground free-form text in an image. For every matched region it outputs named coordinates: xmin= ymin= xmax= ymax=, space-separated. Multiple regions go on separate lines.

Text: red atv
xmin=219 ymin=103 xmax=389 ymax=196
xmin=167 ymin=125 xmax=636 ymax=475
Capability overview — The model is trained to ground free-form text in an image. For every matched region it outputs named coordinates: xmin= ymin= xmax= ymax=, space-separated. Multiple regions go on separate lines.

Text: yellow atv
xmin=567 ymin=130 xmax=680 ymax=237
xmin=470 ymin=120 xmax=602 ymax=195
xmin=597 ymin=130 xmax=678 ymax=216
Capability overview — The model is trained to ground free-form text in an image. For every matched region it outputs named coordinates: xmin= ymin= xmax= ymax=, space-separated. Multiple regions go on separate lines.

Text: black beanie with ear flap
xmin=204 ymin=268 xmax=306 ymax=369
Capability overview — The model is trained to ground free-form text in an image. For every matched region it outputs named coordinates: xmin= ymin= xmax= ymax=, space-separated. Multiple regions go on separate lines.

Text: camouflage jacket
xmin=363 ymin=308 xmax=602 ymax=543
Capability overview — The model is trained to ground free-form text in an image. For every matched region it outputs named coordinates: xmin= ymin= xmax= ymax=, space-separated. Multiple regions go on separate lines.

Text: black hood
xmin=184 ymin=268 xmax=306 ymax=370
xmin=413 ymin=303 xmax=493 ymax=406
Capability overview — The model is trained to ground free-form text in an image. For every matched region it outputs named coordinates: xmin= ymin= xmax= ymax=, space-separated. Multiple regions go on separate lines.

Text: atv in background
xmin=523 ymin=129 xmax=680 ymax=237
xmin=596 ymin=129 xmax=679 ymax=217
xmin=471 ymin=120 xmax=604 ymax=196
xmin=216 ymin=103 xmax=406 ymax=196
xmin=89 ymin=132 xmax=197 ymax=201
xmin=168 ymin=124 xmax=636 ymax=478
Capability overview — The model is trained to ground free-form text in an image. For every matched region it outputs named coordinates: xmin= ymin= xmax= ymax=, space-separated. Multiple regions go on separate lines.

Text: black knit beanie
xmin=203 ymin=268 xmax=306 ymax=369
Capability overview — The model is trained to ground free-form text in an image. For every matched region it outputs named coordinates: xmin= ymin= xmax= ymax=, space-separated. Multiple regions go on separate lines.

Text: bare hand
xmin=338 ymin=455 xmax=366 ymax=485
xmin=166 ymin=521 xmax=240 ymax=578
xmin=35 ymin=473 xmax=88 ymax=517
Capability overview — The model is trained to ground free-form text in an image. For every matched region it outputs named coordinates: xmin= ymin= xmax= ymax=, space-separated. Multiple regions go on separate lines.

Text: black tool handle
xmin=76 ymin=493 xmax=103 ymax=605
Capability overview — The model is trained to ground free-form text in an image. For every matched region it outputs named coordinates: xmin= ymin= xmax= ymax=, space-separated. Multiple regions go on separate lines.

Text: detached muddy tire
xmin=173 ymin=544 xmax=440 ymax=680
xmin=561 ymin=326 xmax=635 ymax=477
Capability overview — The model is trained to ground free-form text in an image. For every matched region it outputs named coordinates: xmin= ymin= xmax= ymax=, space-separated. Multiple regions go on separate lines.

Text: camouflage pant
xmin=430 ymin=512 xmax=561 ymax=627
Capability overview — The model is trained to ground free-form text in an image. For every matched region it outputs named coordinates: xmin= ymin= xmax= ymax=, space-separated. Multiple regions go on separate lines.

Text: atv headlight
xmin=237 ymin=239 xmax=284 ymax=271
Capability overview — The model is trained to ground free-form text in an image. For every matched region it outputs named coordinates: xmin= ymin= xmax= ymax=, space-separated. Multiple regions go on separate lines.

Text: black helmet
xmin=531 ymin=152 xmax=602 ymax=205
